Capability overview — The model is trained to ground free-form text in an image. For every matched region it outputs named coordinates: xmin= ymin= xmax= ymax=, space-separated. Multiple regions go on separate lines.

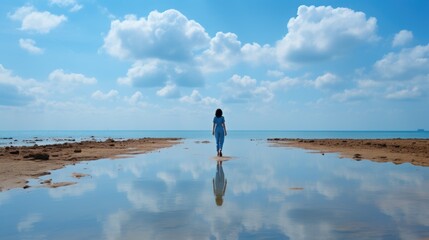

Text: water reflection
xmin=213 ymin=160 xmax=227 ymax=206
xmin=1 ymin=139 xmax=429 ymax=239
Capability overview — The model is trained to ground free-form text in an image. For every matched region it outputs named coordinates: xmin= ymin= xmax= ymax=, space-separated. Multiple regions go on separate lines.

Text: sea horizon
xmin=1 ymin=129 xmax=428 ymax=147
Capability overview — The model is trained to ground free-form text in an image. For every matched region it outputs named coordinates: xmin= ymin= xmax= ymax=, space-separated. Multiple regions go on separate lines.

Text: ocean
xmin=0 ymin=130 xmax=428 ymax=146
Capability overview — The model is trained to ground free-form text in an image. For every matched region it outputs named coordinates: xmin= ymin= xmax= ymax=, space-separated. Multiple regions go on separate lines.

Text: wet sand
xmin=268 ymin=138 xmax=429 ymax=167
xmin=0 ymin=138 xmax=181 ymax=191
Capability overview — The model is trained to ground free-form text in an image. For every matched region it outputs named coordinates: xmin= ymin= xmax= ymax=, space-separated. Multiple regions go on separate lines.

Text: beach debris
xmin=74 ymin=149 xmax=82 ymax=153
xmin=31 ymin=171 xmax=51 ymax=177
xmin=72 ymin=172 xmax=89 ymax=179
xmin=353 ymin=153 xmax=362 ymax=160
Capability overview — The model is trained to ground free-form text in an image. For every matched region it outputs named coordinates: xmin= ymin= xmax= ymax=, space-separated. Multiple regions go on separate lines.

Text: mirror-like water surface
xmin=1 ymin=139 xmax=429 ymax=240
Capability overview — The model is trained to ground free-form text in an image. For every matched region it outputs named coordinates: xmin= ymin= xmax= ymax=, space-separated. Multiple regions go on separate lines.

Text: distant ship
xmin=417 ymin=129 xmax=425 ymax=132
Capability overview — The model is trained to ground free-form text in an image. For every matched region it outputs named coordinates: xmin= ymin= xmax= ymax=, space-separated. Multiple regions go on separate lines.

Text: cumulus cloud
xmin=0 ymin=64 xmax=36 ymax=106
xmin=200 ymin=34 xmax=276 ymax=72
xmin=91 ymin=90 xmax=119 ymax=100
xmin=19 ymin=38 xmax=44 ymax=54
xmin=156 ymin=82 xmax=180 ymax=98
xmin=180 ymin=90 xmax=220 ymax=105
xmin=49 ymin=0 xmax=83 ymax=12
xmin=8 ymin=5 xmax=67 ymax=33
xmin=222 ymin=74 xmax=275 ymax=103
xmin=117 ymin=60 xmax=203 ymax=87
xmin=49 ymin=69 xmax=97 ymax=85
xmin=103 ymin=9 xmax=209 ymax=61
xmin=124 ymin=91 xmax=149 ymax=107
xmin=312 ymin=72 xmax=339 ymax=89
xmin=374 ymin=44 xmax=429 ymax=79
xmin=392 ymin=30 xmax=413 ymax=47
xmin=199 ymin=32 xmax=241 ymax=72
xmin=277 ymin=5 xmax=378 ymax=64
xmin=241 ymin=42 xmax=276 ymax=65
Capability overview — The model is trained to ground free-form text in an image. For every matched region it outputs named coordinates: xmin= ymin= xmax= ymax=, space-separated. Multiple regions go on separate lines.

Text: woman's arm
xmin=222 ymin=122 xmax=227 ymax=136
xmin=212 ymin=123 xmax=216 ymax=135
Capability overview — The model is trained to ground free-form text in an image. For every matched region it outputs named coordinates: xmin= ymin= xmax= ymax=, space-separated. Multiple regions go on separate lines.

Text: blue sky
xmin=1 ymin=0 xmax=428 ymax=130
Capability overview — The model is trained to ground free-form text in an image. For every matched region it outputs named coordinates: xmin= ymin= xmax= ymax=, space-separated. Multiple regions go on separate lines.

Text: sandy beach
xmin=268 ymin=138 xmax=429 ymax=167
xmin=0 ymin=138 xmax=181 ymax=191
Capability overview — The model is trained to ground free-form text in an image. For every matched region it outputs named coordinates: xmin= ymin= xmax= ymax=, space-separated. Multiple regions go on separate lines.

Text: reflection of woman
xmin=213 ymin=161 xmax=227 ymax=206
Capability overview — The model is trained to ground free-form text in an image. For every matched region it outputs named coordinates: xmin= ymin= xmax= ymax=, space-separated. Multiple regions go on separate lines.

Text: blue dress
xmin=213 ymin=116 xmax=225 ymax=151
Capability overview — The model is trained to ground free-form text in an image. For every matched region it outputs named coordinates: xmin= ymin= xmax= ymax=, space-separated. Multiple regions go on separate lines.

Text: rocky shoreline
xmin=0 ymin=138 xmax=181 ymax=191
xmin=268 ymin=138 xmax=429 ymax=167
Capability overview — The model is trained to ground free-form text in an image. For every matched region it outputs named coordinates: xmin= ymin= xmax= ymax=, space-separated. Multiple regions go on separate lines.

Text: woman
xmin=212 ymin=108 xmax=227 ymax=157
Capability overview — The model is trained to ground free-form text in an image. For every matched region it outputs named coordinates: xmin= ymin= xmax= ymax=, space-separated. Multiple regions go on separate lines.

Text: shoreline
xmin=0 ymin=138 xmax=181 ymax=192
xmin=268 ymin=138 xmax=429 ymax=167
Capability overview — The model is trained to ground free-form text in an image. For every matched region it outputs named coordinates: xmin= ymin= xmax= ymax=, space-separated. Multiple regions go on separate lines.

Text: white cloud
xmin=124 ymin=91 xmax=149 ymax=107
xmin=262 ymin=76 xmax=300 ymax=91
xmin=180 ymin=90 xmax=220 ymax=105
xmin=392 ymin=30 xmax=413 ymax=47
xmin=91 ymin=90 xmax=119 ymax=100
xmin=156 ymin=82 xmax=180 ymax=98
xmin=199 ymin=32 xmax=241 ymax=72
xmin=49 ymin=69 xmax=97 ymax=85
xmin=312 ymin=72 xmax=339 ymax=89
xmin=49 ymin=0 xmax=83 ymax=12
xmin=222 ymin=75 xmax=275 ymax=103
xmin=277 ymin=5 xmax=378 ymax=64
xmin=0 ymin=64 xmax=38 ymax=106
xmin=374 ymin=44 xmax=429 ymax=79
xmin=19 ymin=38 xmax=44 ymax=54
xmin=332 ymin=88 xmax=372 ymax=102
xmin=103 ymin=9 xmax=209 ymax=61
xmin=117 ymin=60 xmax=203 ymax=87
xmin=385 ymin=86 xmax=421 ymax=100
xmin=241 ymin=42 xmax=276 ymax=65
xmin=9 ymin=5 xmax=67 ymax=33
xmin=230 ymin=74 xmax=257 ymax=88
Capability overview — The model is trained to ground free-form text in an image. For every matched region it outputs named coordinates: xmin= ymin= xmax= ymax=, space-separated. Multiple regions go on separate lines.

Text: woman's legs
xmin=215 ymin=129 xmax=224 ymax=154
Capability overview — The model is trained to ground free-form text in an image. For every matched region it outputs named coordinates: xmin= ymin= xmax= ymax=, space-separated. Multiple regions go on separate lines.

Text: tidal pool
xmin=1 ymin=139 xmax=429 ymax=240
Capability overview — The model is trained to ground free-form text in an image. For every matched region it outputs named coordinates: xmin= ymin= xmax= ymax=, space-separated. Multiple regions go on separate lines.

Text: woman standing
xmin=212 ymin=108 xmax=227 ymax=157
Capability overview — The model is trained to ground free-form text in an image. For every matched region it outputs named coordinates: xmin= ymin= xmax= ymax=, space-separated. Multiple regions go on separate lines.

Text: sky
xmin=0 ymin=0 xmax=428 ymax=130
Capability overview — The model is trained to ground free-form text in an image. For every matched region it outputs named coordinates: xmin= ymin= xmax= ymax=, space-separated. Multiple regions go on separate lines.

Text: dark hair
xmin=215 ymin=108 xmax=223 ymax=117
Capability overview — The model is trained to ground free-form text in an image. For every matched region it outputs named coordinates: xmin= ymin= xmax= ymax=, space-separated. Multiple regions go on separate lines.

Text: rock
xmin=74 ymin=149 xmax=82 ymax=153
xmin=27 ymin=153 xmax=50 ymax=160
xmin=41 ymin=179 xmax=52 ymax=184
xmin=9 ymin=150 xmax=19 ymax=154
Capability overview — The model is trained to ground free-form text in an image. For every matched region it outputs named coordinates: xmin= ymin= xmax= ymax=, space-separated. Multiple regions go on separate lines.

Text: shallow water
xmin=1 ymin=139 xmax=429 ymax=240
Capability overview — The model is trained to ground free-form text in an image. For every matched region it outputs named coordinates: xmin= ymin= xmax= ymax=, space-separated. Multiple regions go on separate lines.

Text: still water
xmin=1 ymin=138 xmax=429 ymax=240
